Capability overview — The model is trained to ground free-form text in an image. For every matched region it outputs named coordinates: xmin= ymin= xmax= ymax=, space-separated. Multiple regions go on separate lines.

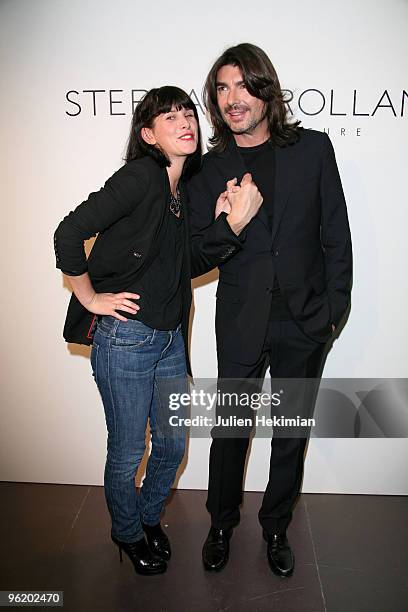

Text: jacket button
xmin=274 ymin=250 xmax=279 ymax=256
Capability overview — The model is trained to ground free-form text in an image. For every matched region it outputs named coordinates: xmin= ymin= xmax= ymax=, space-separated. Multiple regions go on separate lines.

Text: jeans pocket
xmin=110 ymin=334 xmax=152 ymax=350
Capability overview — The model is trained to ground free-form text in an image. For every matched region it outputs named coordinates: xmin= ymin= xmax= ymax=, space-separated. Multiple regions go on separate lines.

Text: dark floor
xmin=0 ymin=484 xmax=407 ymax=612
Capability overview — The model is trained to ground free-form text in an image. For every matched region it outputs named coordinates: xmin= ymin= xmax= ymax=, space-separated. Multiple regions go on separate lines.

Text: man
xmin=187 ymin=43 xmax=352 ymax=577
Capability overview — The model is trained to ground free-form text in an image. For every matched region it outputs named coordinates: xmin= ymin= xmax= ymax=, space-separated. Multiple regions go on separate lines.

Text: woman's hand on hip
xmin=64 ymin=272 xmax=139 ymax=321
xmin=85 ymin=291 xmax=140 ymax=321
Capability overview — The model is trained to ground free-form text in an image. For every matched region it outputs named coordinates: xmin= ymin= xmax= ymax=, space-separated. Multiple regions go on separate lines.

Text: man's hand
xmin=226 ymin=173 xmax=263 ymax=235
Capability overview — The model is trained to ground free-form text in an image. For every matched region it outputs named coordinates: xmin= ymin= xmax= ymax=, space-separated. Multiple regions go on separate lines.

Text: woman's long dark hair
xmin=125 ymin=86 xmax=202 ymax=178
xmin=204 ymin=43 xmax=300 ymax=152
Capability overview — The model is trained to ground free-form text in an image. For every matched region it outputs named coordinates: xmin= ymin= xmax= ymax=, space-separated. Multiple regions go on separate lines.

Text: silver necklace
xmin=169 ymin=188 xmax=181 ymax=217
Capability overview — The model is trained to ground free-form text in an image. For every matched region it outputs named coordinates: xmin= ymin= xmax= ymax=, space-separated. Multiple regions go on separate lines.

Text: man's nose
xmin=227 ymin=87 xmax=239 ymax=107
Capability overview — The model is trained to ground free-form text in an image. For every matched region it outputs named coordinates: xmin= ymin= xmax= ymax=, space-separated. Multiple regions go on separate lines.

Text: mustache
xmin=224 ymin=104 xmax=249 ymax=113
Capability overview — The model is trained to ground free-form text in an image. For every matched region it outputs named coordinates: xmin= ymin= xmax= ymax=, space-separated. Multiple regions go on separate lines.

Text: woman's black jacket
xmin=54 ymin=155 xmax=243 ymax=375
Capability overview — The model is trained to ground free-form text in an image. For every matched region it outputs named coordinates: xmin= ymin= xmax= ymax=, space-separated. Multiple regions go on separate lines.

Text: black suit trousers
xmin=207 ymin=318 xmax=328 ymax=534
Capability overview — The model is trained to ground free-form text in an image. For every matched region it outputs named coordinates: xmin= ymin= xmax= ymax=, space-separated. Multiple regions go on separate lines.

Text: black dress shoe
xmin=141 ymin=521 xmax=171 ymax=561
xmin=263 ymin=530 xmax=294 ymax=577
xmin=202 ymin=527 xmax=233 ymax=571
xmin=111 ymin=534 xmax=167 ymax=575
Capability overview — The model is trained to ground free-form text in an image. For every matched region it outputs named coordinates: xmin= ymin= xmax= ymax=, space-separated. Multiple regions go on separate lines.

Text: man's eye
xmin=216 ymin=86 xmax=227 ymax=92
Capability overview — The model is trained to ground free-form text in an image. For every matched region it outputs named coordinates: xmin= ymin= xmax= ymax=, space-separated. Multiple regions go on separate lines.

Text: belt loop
xmin=110 ymin=319 xmax=120 ymax=338
xmin=150 ymin=328 xmax=157 ymax=345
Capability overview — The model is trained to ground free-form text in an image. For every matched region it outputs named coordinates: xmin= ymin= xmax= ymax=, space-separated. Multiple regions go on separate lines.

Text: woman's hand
xmin=85 ymin=291 xmax=140 ymax=322
xmin=215 ymin=191 xmax=231 ymax=218
xmin=64 ymin=272 xmax=140 ymax=322
xmin=215 ymin=178 xmax=240 ymax=219
xmin=226 ymin=173 xmax=263 ymax=235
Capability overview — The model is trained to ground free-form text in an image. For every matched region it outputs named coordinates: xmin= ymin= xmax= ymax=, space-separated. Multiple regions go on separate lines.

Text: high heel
xmin=112 ymin=534 xmax=167 ymax=575
xmin=142 ymin=521 xmax=171 ymax=561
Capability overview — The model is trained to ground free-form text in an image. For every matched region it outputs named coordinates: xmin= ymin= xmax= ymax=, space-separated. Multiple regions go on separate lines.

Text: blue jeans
xmin=90 ymin=316 xmax=188 ymax=543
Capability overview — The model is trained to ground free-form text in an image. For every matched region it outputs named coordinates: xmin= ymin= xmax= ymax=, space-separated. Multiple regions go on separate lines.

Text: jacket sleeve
xmin=320 ymin=133 xmax=353 ymax=327
xmin=186 ymin=168 xmax=246 ymax=279
xmin=53 ymin=163 xmax=149 ymax=275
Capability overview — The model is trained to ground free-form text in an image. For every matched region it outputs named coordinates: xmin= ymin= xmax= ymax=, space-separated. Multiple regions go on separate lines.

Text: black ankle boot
xmin=111 ymin=534 xmax=167 ymax=575
xmin=141 ymin=522 xmax=171 ymax=561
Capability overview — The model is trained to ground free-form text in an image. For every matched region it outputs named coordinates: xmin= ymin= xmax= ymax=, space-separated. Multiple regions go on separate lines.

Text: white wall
xmin=1 ymin=0 xmax=407 ymax=493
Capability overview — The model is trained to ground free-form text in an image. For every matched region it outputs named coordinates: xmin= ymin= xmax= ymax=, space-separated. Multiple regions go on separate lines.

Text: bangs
xmin=153 ymin=86 xmax=195 ymax=116
xmin=126 ymin=84 xmax=202 ymax=175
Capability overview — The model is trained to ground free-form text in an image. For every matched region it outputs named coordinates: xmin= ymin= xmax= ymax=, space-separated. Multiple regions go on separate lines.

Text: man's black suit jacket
xmin=187 ymin=128 xmax=353 ymax=365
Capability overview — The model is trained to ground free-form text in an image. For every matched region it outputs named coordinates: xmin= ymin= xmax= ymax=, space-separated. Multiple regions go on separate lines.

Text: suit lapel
xmin=271 ymin=143 xmax=294 ymax=244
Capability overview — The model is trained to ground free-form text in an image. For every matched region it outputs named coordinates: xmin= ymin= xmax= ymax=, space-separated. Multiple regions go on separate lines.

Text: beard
xmin=225 ymin=105 xmax=268 ymax=135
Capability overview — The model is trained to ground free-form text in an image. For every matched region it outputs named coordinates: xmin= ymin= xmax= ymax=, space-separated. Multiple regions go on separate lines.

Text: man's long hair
xmin=204 ymin=43 xmax=300 ymax=152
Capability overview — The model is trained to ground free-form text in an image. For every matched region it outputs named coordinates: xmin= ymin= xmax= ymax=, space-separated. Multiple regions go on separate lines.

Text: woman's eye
xmin=166 ymin=115 xmax=175 ymax=120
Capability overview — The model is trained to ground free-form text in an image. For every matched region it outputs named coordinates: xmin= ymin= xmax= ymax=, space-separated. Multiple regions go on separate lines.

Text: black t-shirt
xmin=238 ymin=140 xmax=292 ymax=320
xmin=239 ymin=140 xmax=275 ymax=230
xmin=117 ymin=194 xmax=184 ymax=330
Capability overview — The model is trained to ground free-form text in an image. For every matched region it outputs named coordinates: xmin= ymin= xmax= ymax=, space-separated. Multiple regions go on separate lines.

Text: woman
xmin=54 ymin=86 xmax=202 ymax=576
